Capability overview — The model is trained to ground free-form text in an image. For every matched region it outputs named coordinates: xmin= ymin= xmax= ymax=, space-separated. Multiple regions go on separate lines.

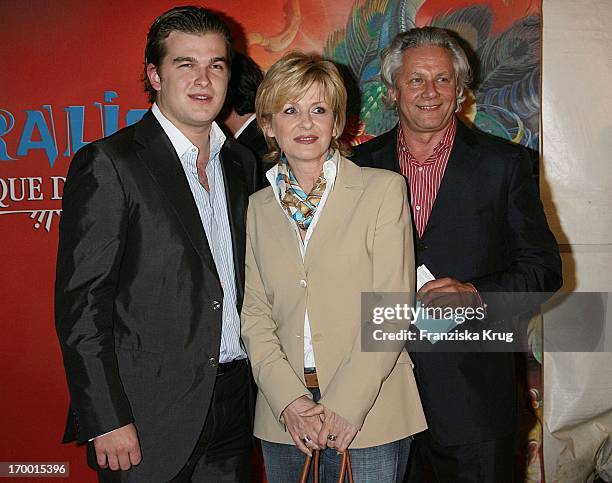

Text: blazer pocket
xmin=115 ymin=347 xmax=163 ymax=378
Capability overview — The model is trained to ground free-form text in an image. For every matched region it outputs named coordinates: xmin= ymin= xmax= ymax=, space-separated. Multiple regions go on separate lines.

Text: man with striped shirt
xmin=353 ymin=27 xmax=561 ymax=483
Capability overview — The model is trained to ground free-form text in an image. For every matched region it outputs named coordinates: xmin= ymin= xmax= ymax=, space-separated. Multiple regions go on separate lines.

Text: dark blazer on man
xmin=236 ymin=117 xmax=274 ymax=188
xmin=236 ymin=117 xmax=268 ymax=160
xmin=352 ymin=120 xmax=562 ymax=446
xmin=55 ymin=110 xmax=257 ymax=481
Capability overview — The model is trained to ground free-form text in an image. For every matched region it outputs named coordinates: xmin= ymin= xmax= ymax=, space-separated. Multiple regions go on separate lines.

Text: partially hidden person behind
xmin=55 ymin=6 xmax=258 ymax=482
xmin=240 ymin=51 xmax=427 ymax=483
xmin=218 ymin=51 xmax=270 ymax=186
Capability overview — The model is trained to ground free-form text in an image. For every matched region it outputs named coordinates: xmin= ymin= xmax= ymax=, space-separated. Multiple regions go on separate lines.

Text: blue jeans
xmin=261 ymin=437 xmax=411 ymax=483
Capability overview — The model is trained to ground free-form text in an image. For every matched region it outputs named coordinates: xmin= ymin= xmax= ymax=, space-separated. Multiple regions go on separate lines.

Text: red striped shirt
xmin=397 ymin=118 xmax=457 ymax=238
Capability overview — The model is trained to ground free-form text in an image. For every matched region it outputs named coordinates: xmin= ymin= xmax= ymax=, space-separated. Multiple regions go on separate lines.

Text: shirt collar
xmin=397 ymin=116 xmax=457 ymax=166
xmin=151 ymin=103 xmax=226 ymax=161
xmin=234 ymin=113 xmax=257 ymax=139
xmin=208 ymin=121 xmax=226 ymax=162
xmin=265 ymin=149 xmax=339 ymax=191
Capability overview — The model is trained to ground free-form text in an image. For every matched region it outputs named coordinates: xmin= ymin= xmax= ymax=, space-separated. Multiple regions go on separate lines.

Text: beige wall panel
xmin=541 ymin=0 xmax=612 ymax=247
xmin=542 ymin=1 xmax=612 ymax=481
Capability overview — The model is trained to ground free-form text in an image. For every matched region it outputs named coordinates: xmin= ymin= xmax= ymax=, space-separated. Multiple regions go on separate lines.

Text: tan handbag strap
xmin=299 ymin=450 xmax=353 ymax=483
xmin=299 ymin=450 xmax=320 ymax=483
xmin=339 ymin=450 xmax=354 ymax=483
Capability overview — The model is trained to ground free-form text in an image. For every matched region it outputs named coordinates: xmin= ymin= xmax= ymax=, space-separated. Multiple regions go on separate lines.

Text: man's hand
xmin=300 ymin=404 xmax=357 ymax=453
xmin=93 ymin=423 xmax=142 ymax=471
xmin=418 ymin=277 xmax=483 ymax=310
xmin=280 ymin=396 xmax=323 ymax=456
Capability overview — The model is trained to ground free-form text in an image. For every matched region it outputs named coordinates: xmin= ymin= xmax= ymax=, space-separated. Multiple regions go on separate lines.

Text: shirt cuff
xmin=88 ymin=427 xmax=122 ymax=442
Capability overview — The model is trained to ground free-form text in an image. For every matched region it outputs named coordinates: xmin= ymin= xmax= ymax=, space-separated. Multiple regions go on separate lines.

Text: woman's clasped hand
xmin=281 ymin=396 xmax=358 ymax=455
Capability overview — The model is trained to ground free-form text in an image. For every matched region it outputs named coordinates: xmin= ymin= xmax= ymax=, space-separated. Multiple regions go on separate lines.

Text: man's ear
xmin=388 ymin=86 xmax=398 ymax=104
xmin=146 ymin=64 xmax=162 ymax=92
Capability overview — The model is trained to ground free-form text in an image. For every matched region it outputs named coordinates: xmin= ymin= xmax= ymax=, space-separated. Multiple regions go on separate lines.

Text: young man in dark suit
xmin=55 ymin=7 xmax=257 ymax=482
xmin=352 ymin=27 xmax=562 ymax=483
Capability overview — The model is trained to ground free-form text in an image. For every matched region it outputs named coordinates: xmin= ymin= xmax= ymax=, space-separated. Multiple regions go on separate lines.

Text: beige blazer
xmin=241 ymin=155 xmax=427 ymax=448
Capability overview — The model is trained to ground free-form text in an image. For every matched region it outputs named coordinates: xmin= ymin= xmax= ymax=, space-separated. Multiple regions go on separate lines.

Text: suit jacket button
xmin=299 ymin=279 xmax=307 ymax=288
xmin=208 ymin=357 xmax=217 ymax=367
xmin=212 ymin=300 xmax=221 ymax=310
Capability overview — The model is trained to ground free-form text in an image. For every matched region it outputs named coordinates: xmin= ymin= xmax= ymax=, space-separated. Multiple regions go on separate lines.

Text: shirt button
xmin=191 ymin=147 xmax=197 ymax=153
xmin=299 ymin=279 xmax=307 ymax=288
xmin=415 ymin=205 xmax=421 ymax=211
xmin=418 ymin=167 xmax=423 ymax=172
xmin=208 ymin=357 xmax=218 ymax=367
xmin=212 ymin=300 xmax=221 ymax=310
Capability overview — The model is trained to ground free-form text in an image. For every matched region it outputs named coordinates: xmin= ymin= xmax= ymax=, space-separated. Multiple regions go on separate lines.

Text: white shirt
xmin=152 ymin=103 xmax=246 ymax=363
xmin=266 ymin=151 xmax=339 ymax=368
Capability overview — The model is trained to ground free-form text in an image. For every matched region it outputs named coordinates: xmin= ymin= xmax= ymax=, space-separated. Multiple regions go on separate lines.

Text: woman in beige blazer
xmin=241 ymin=52 xmax=426 ymax=482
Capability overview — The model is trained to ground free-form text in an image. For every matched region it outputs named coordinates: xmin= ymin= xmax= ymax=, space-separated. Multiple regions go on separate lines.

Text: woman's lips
xmin=294 ymin=135 xmax=319 ymax=144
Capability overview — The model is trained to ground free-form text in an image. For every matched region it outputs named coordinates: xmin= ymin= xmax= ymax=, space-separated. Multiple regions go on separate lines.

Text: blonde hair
xmin=255 ymin=52 xmax=349 ymax=163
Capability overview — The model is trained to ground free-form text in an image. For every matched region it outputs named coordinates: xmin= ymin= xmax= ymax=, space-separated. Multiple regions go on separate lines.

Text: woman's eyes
xmin=281 ymin=105 xmax=328 ymax=114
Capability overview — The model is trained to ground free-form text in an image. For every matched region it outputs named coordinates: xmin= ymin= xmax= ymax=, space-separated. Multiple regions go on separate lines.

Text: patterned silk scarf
xmin=276 ymin=155 xmax=328 ymax=231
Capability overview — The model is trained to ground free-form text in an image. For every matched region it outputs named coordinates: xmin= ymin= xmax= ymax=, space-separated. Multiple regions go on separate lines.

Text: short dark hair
xmin=226 ymin=52 xmax=264 ymax=116
xmin=143 ymin=6 xmax=233 ymax=103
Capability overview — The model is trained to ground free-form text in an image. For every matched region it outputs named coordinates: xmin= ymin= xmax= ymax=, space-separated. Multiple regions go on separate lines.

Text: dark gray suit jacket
xmin=352 ymin=120 xmax=562 ymax=445
xmin=55 ymin=110 xmax=257 ymax=481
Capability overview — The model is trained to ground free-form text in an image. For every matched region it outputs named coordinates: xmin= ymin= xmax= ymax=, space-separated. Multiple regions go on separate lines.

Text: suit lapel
xmin=422 ymin=121 xmax=479 ymax=239
xmin=369 ymin=125 xmax=416 ymax=235
xmin=371 ymin=126 xmax=401 ymax=173
xmin=259 ymin=189 xmax=305 ymax=272
xmin=304 ymin=157 xmax=364 ymax=268
xmin=369 ymin=125 xmax=412 ymax=206
xmin=219 ymin=142 xmax=249 ymax=302
xmin=134 ymin=111 xmax=219 ymax=281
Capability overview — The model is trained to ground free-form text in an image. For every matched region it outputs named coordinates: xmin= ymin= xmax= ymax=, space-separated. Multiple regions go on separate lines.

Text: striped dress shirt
xmin=397 ymin=117 xmax=457 ymax=238
xmin=152 ymin=104 xmax=246 ymax=363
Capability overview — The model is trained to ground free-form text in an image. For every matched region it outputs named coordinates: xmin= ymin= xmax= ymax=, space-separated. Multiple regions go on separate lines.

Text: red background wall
xmin=0 ymin=1 xmax=539 ymax=481
xmin=0 ymin=2 xmax=355 ymax=480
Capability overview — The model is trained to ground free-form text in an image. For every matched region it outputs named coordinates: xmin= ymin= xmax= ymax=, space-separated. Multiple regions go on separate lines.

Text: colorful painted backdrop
xmin=0 ymin=1 xmax=541 ymax=481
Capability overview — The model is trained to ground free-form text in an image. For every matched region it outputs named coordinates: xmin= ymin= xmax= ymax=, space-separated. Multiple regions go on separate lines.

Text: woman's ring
xmin=327 ymin=434 xmax=337 ymax=442
xmin=302 ymin=435 xmax=312 ymax=445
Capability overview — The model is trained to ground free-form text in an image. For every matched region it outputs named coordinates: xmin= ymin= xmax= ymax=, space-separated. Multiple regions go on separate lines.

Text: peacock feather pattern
xmin=324 ymin=0 xmax=541 ymax=150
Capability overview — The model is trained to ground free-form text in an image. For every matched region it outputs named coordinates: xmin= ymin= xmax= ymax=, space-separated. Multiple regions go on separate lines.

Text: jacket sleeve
xmin=470 ymin=147 xmax=562 ymax=312
xmin=55 ymin=143 xmax=133 ymax=443
xmin=318 ymin=174 xmax=415 ymax=429
xmin=240 ymin=204 xmax=311 ymax=424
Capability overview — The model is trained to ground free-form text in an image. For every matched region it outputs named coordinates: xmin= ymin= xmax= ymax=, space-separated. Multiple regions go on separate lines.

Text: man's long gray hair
xmin=380 ymin=27 xmax=472 ymax=112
